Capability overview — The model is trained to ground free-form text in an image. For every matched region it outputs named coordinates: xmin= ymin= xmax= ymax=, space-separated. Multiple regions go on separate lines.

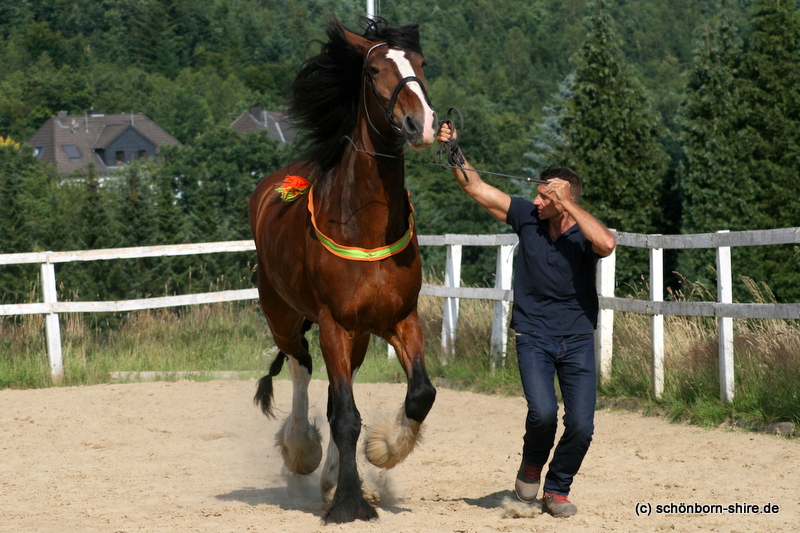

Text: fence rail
xmin=598 ymin=297 xmax=800 ymax=320
xmin=2 ymin=228 xmax=798 ymax=400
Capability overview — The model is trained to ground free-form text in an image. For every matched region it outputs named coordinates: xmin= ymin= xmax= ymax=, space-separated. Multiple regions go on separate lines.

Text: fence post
xmin=650 ymin=246 xmax=664 ymax=398
xmin=440 ymin=242 xmax=462 ymax=363
xmin=716 ymin=230 xmax=734 ymax=402
xmin=41 ymin=256 xmax=63 ymax=380
xmin=595 ymin=247 xmax=616 ymax=385
xmin=490 ymin=243 xmax=515 ymax=368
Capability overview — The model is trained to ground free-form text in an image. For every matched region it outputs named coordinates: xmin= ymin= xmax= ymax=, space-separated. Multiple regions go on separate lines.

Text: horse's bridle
xmin=363 ymin=42 xmax=432 ymax=133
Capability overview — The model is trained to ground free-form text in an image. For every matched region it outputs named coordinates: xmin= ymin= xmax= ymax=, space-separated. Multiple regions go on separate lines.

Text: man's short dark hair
xmin=538 ymin=167 xmax=582 ymax=203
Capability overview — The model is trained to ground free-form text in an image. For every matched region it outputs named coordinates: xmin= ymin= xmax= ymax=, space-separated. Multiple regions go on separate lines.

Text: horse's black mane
xmin=286 ymin=17 xmax=422 ymax=172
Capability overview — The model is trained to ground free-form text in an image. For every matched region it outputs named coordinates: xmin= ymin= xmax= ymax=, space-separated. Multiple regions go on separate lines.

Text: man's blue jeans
xmin=515 ymin=332 xmax=596 ymax=496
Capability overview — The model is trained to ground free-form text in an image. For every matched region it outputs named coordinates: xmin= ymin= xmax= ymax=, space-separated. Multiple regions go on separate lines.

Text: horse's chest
xmin=319 ymin=264 xmax=419 ymax=318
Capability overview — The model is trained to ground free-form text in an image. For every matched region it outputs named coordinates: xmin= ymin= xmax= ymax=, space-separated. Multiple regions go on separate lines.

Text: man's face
xmin=533 ymin=186 xmax=564 ymax=220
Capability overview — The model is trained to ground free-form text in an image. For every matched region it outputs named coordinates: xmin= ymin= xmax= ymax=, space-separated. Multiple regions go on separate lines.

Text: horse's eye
xmin=368 ymin=66 xmax=379 ymax=76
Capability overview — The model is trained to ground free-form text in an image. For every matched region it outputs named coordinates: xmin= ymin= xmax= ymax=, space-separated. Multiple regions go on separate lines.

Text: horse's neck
xmin=315 ymin=131 xmax=408 ymax=243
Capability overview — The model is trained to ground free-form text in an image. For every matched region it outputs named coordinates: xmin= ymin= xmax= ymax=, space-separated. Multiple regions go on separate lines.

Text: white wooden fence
xmin=2 ymin=228 xmax=799 ymax=401
xmin=600 ymin=228 xmax=800 ymax=402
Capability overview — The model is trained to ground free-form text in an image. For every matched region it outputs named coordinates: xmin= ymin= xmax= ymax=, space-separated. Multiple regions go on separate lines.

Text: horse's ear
xmin=407 ymin=24 xmax=420 ymax=42
xmin=342 ymin=29 xmax=375 ymax=57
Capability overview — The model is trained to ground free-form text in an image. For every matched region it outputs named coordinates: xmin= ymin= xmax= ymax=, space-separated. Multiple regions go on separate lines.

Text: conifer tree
xmin=677 ymin=0 xmax=748 ymax=287
xmin=679 ymin=0 xmax=800 ymax=301
xmin=0 ymin=138 xmax=42 ymax=300
xmin=530 ymin=0 xmax=668 ymax=233
xmin=563 ymin=0 xmax=669 ymax=235
xmin=0 ymin=139 xmax=34 ymax=255
xmin=74 ymin=163 xmax=120 ymax=300
xmin=116 ymin=162 xmax=162 ymax=297
xmin=679 ymin=0 xmax=748 ymax=234
xmin=526 ymin=75 xmax=573 ymax=178
xmin=735 ymin=0 xmax=800 ymax=300
xmin=737 ymin=0 xmax=800 ymax=229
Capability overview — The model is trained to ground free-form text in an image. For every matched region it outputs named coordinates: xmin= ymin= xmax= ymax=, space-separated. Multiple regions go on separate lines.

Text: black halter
xmin=363 ymin=43 xmax=432 ymax=132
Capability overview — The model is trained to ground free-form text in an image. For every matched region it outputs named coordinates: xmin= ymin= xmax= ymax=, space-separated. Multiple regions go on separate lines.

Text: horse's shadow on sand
xmin=217 ymin=487 xmax=292 ymax=508
xmin=216 ymin=486 xmax=412 ymax=518
xmin=217 ymin=485 xmax=539 ymax=519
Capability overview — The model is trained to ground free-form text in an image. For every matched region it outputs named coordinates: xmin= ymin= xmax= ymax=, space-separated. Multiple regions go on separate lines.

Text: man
xmin=436 ymin=124 xmax=616 ymax=518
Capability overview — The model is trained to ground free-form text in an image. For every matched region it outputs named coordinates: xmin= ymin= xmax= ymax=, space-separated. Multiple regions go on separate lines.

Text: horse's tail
xmin=254 ymin=351 xmax=287 ymax=418
xmin=253 ymin=319 xmax=314 ymax=418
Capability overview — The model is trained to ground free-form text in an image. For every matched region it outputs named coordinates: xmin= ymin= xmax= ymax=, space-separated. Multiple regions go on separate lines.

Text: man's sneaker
xmin=514 ymin=460 xmax=542 ymax=503
xmin=543 ymin=492 xmax=577 ymax=518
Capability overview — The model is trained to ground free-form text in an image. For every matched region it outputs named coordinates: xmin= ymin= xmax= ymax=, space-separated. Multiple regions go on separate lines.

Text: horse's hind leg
xmin=254 ymin=266 xmax=322 ymax=475
xmin=275 ymin=350 xmax=323 ymax=475
xmin=366 ymin=311 xmax=436 ymax=469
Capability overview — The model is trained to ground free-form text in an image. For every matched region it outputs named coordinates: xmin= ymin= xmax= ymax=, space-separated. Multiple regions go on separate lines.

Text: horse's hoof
xmin=323 ymin=492 xmax=378 ymax=523
xmin=365 ymin=415 xmax=422 ymax=469
xmin=321 ymin=481 xmax=336 ymax=504
xmin=275 ymin=419 xmax=323 ymax=475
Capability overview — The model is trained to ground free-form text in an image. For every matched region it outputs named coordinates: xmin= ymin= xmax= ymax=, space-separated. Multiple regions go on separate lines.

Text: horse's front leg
xmin=366 ymin=310 xmax=437 ymax=469
xmin=318 ymin=318 xmax=376 ymax=523
xmin=320 ymin=335 xmax=369 ymax=505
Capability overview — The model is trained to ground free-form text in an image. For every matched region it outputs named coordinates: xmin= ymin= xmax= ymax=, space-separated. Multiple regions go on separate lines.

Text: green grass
xmin=1 ymin=278 xmax=798 ymax=433
xmin=0 ymin=301 xmax=271 ymax=388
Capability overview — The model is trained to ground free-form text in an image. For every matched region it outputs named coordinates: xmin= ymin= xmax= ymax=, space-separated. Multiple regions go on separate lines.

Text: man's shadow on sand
xmin=425 ymin=489 xmax=544 ymax=516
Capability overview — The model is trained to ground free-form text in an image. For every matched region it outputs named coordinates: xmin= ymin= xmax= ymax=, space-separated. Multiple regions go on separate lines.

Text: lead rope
xmin=341 ymin=130 xmax=551 ymax=185
xmin=433 ymin=107 xmax=470 ymax=182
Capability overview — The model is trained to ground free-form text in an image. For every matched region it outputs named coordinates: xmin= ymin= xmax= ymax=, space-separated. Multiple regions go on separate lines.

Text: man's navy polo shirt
xmin=506 ymin=196 xmax=600 ymax=336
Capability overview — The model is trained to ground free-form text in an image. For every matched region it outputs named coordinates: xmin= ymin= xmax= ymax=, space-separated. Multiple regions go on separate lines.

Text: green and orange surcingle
xmin=275 ymin=173 xmax=415 ymax=261
xmin=307 ymin=186 xmax=415 ymax=262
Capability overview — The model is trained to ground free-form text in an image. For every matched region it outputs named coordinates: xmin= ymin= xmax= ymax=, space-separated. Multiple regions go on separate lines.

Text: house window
xmin=138 ymin=149 xmax=147 ymax=160
xmin=34 ymin=146 xmax=44 ymax=158
xmin=62 ymin=144 xmax=81 ymax=160
xmin=115 ymin=151 xmax=125 ymax=164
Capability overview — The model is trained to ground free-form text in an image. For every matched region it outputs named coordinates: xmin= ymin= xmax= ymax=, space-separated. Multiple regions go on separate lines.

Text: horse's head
xmin=287 ymin=19 xmax=439 ymax=171
xmin=346 ymin=28 xmax=437 ymax=150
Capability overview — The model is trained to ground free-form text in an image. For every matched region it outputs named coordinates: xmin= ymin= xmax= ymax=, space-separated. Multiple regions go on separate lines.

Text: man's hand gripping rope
xmin=434 ymin=107 xmax=470 ymax=182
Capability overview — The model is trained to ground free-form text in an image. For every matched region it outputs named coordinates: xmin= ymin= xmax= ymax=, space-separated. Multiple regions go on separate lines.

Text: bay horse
xmin=249 ymin=17 xmax=437 ymax=523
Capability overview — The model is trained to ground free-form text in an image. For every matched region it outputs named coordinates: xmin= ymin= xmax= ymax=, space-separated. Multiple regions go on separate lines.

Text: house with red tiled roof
xmin=27 ymin=111 xmax=182 ymax=175
xmin=230 ymin=106 xmax=295 ymax=145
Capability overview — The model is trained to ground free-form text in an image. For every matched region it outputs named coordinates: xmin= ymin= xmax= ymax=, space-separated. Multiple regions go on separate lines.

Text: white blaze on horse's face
xmin=385 ymin=49 xmax=437 ymax=148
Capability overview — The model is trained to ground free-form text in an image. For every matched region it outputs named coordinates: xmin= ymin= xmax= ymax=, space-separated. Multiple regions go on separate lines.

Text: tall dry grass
xmin=605 ymin=275 xmax=800 ymax=425
xmin=415 ymin=292 xmax=523 ymax=395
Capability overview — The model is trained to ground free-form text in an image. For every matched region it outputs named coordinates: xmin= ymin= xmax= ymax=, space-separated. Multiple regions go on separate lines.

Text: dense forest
xmin=1 ymin=0 xmax=799 ymax=304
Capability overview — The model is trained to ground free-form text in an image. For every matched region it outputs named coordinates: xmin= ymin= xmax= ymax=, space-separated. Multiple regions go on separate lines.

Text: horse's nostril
xmin=404 ymin=116 xmax=420 ymax=134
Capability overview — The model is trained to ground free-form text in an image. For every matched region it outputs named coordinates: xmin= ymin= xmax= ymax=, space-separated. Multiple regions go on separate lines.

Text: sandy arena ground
xmin=1 ymin=378 xmax=798 ymax=533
